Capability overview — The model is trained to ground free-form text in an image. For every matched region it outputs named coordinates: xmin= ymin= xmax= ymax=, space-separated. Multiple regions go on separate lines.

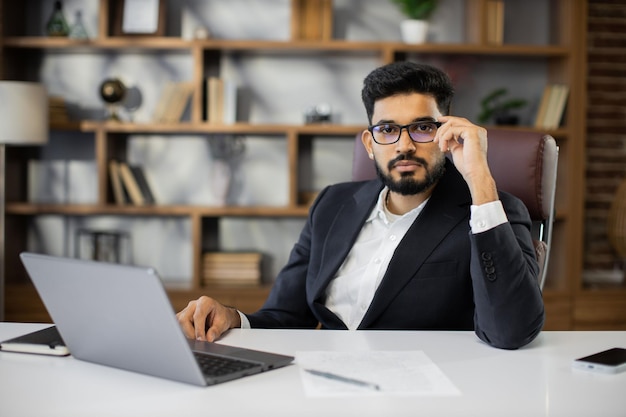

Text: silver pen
xmin=304 ymin=368 xmax=381 ymax=391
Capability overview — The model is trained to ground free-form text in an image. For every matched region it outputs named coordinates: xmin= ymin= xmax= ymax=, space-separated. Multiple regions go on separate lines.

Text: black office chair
xmin=351 ymin=129 xmax=559 ymax=289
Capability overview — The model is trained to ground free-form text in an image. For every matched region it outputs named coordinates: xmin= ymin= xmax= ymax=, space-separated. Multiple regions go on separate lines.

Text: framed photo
xmin=114 ymin=0 xmax=166 ymax=36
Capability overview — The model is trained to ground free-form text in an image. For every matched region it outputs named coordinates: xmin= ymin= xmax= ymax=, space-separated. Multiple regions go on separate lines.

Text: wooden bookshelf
xmin=1 ymin=0 xmax=596 ymax=329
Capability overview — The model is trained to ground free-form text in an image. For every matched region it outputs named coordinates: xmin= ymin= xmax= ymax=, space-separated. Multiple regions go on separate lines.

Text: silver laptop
xmin=19 ymin=252 xmax=293 ymax=386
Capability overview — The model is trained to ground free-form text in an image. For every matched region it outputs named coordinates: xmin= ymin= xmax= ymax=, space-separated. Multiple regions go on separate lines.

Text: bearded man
xmin=176 ymin=62 xmax=545 ymax=350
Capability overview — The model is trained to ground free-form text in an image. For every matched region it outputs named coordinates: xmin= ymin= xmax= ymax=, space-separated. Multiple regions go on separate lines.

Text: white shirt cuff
xmin=470 ymin=200 xmax=508 ymax=234
xmin=238 ymin=310 xmax=251 ymax=329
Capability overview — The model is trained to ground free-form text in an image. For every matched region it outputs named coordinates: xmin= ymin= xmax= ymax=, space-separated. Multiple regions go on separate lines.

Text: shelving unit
xmin=1 ymin=0 xmax=590 ymax=329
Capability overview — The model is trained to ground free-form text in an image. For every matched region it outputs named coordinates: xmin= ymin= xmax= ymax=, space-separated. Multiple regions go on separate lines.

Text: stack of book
xmin=109 ymin=160 xmax=156 ymax=206
xmin=534 ymin=84 xmax=570 ymax=130
xmin=202 ymin=252 xmax=263 ymax=286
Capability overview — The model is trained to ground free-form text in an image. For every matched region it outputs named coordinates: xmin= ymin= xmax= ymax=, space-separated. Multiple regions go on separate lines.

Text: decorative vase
xmin=209 ymin=136 xmax=246 ymax=206
xmin=400 ymin=19 xmax=429 ymax=44
xmin=46 ymin=0 xmax=70 ymax=37
xmin=211 ymin=159 xmax=231 ymax=206
xmin=494 ymin=112 xmax=519 ymax=126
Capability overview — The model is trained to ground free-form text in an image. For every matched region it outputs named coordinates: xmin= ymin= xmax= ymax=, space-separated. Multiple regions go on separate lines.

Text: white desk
xmin=1 ymin=323 xmax=625 ymax=417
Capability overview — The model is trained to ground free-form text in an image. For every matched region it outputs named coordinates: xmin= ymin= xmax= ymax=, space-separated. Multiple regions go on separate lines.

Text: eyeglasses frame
xmin=367 ymin=121 xmax=443 ymax=145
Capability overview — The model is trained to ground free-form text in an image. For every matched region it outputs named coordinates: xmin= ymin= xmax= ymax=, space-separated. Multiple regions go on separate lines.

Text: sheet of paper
xmin=296 ymin=350 xmax=461 ymax=397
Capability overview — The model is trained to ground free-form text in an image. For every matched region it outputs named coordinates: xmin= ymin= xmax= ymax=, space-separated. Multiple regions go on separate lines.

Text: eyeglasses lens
xmin=372 ymin=122 xmax=438 ymax=144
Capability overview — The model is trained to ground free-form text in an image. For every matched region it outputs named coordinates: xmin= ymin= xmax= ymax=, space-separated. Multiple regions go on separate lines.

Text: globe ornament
xmin=99 ymin=78 xmax=126 ymax=121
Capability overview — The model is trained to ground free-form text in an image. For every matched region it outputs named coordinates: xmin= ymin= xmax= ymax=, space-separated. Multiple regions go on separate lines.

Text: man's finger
xmin=177 ymin=303 xmax=197 ymax=339
xmin=192 ymin=297 xmax=212 ymax=341
xmin=205 ymin=305 xmax=232 ymax=342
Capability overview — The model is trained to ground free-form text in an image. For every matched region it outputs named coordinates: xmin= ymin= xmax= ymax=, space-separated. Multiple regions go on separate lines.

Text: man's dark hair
xmin=361 ymin=62 xmax=455 ymax=123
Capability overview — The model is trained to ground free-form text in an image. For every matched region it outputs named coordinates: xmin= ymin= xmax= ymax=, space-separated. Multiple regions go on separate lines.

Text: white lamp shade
xmin=0 ymin=81 xmax=49 ymax=145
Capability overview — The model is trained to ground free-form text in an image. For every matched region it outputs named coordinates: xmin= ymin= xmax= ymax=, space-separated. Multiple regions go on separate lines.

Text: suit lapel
xmin=358 ymin=160 xmax=471 ymax=328
xmin=311 ymin=180 xmax=382 ymax=301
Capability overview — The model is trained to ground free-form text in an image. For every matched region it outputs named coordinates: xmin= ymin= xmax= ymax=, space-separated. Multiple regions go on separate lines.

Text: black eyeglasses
xmin=368 ymin=121 xmax=442 ymax=145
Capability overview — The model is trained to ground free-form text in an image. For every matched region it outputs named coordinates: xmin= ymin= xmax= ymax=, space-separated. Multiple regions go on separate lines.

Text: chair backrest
xmin=351 ymin=129 xmax=559 ymax=289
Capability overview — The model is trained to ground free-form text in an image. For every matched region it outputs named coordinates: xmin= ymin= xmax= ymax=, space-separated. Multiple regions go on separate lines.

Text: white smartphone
xmin=0 ymin=326 xmax=70 ymax=357
xmin=572 ymin=347 xmax=626 ymax=374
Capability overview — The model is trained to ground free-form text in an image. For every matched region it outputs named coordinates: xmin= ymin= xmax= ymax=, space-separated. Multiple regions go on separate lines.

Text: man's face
xmin=363 ymin=93 xmax=446 ymax=195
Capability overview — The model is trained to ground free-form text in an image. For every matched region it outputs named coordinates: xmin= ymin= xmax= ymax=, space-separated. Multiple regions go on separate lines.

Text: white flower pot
xmin=400 ymin=19 xmax=429 ymax=44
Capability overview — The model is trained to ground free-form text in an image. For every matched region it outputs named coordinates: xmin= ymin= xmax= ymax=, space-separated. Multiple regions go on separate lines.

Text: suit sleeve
xmin=244 ymin=188 xmax=329 ymax=329
xmin=470 ymin=192 xmax=545 ymax=349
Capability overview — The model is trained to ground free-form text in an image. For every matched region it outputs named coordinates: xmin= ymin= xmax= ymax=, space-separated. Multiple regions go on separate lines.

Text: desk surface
xmin=1 ymin=323 xmax=625 ymax=417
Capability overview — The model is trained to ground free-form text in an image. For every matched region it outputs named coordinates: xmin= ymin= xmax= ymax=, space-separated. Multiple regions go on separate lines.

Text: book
xmin=109 ymin=159 xmax=126 ymax=205
xmin=548 ymin=84 xmax=569 ymax=129
xmin=152 ymin=82 xmax=177 ymax=123
xmin=534 ymin=84 xmax=569 ymax=130
xmin=538 ymin=84 xmax=569 ymax=130
xmin=0 ymin=326 xmax=69 ymax=357
xmin=222 ymin=79 xmax=238 ymax=124
xmin=163 ymin=82 xmax=194 ymax=123
xmin=118 ymin=162 xmax=146 ymax=206
xmin=215 ymin=79 xmax=224 ymax=123
xmin=205 ymin=77 xmax=238 ymax=124
xmin=129 ymin=165 xmax=156 ymax=204
xmin=206 ymin=76 xmax=223 ymax=124
xmin=203 ymin=252 xmax=263 ymax=263
xmin=486 ymin=0 xmax=504 ymax=45
xmin=202 ymin=279 xmax=258 ymax=287
xmin=543 ymin=85 xmax=560 ymax=129
xmin=533 ymin=85 xmax=553 ymax=128
xmin=48 ymin=95 xmax=70 ymax=124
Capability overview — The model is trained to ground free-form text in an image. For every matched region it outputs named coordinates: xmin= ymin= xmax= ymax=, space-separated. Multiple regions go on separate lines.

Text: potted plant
xmin=391 ymin=0 xmax=438 ymax=43
xmin=477 ymin=88 xmax=527 ymax=126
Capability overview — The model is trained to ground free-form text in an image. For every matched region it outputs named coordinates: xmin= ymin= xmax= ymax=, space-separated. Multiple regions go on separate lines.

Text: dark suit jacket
xmin=247 ymin=159 xmax=545 ymax=349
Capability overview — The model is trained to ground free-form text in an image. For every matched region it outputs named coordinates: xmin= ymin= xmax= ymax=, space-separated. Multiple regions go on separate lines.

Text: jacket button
xmin=481 ymin=252 xmax=492 ymax=261
xmin=486 ymin=273 xmax=496 ymax=281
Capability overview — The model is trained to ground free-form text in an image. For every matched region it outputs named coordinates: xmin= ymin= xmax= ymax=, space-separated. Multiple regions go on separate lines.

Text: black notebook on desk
xmin=0 ymin=325 xmax=70 ymax=356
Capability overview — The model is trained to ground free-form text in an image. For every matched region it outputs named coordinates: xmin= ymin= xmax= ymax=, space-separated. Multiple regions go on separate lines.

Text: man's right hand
xmin=176 ymin=296 xmax=242 ymax=342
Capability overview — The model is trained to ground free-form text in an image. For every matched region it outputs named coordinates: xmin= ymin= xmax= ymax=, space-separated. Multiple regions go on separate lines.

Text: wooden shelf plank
xmin=5 ymin=203 xmax=310 ymax=217
xmin=2 ymin=36 xmax=569 ymax=57
xmin=2 ymin=36 xmax=191 ymax=50
xmin=71 ymin=123 xmax=568 ymax=139
xmin=75 ymin=121 xmax=366 ymax=136
xmin=65 ymin=121 xmax=566 ymax=137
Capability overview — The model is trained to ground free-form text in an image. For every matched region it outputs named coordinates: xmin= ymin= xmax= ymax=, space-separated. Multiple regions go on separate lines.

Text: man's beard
xmin=374 ymin=153 xmax=446 ymax=196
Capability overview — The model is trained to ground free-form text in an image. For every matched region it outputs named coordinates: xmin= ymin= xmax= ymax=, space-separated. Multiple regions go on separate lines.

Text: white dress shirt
xmin=239 ymin=187 xmax=507 ymax=329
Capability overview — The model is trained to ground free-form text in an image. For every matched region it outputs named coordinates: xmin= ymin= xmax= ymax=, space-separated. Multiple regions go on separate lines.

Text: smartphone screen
xmin=573 ymin=348 xmax=626 ymax=374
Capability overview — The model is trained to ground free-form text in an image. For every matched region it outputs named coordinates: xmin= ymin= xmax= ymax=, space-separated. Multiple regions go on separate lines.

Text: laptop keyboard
xmin=194 ymin=352 xmax=260 ymax=377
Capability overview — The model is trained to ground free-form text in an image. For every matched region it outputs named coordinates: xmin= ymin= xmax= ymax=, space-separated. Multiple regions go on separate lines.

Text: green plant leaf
xmin=391 ymin=0 xmax=438 ymax=20
xmin=477 ymin=88 xmax=528 ymax=123
xmin=480 ymin=88 xmax=507 ymax=107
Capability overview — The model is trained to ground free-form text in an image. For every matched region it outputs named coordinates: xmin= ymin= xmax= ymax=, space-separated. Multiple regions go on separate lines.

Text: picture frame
xmin=114 ymin=0 xmax=166 ymax=36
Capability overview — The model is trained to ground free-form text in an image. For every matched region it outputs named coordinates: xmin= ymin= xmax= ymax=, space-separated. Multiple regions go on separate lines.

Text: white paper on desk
xmin=296 ymin=350 xmax=461 ymax=397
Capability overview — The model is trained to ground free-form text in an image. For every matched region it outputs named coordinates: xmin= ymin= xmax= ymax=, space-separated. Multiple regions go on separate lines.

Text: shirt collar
xmin=366 ymin=186 xmax=430 ymax=224
xmin=365 ymin=187 xmax=388 ymax=223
